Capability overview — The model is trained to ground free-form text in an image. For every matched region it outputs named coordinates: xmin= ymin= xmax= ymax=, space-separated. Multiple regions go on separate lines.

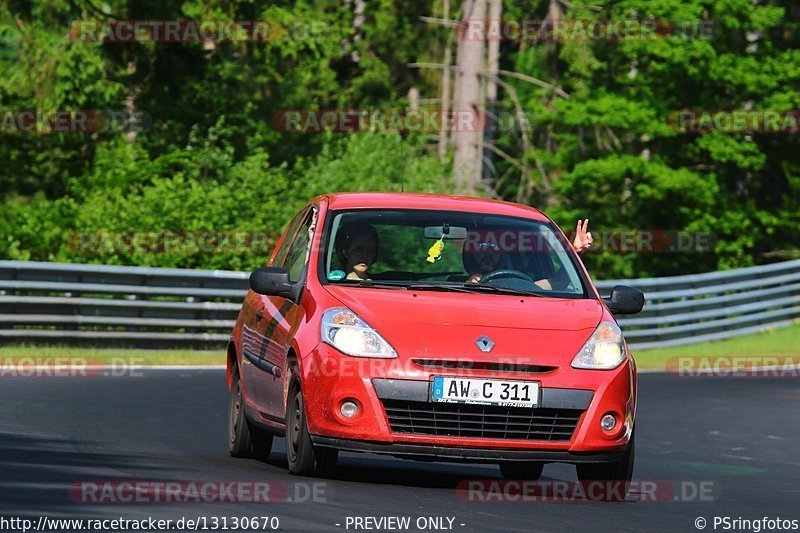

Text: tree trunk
xmin=482 ymin=0 xmax=502 ymax=189
xmin=438 ymin=0 xmax=453 ymax=162
xmin=344 ymin=0 xmax=365 ymax=63
xmin=452 ymin=0 xmax=486 ymax=195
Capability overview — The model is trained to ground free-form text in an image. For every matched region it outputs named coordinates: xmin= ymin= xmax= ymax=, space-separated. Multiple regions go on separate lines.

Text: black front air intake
xmin=380 ymin=399 xmax=583 ymax=441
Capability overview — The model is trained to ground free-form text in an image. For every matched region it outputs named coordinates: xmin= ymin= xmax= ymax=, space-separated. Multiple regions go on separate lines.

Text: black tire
xmin=575 ymin=432 xmax=635 ymax=501
xmin=228 ymin=369 xmax=273 ymax=459
xmin=285 ymin=380 xmax=338 ymax=476
xmin=250 ymin=426 xmax=274 ymax=460
xmin=499 ymin=461 xmax=544 ymax=480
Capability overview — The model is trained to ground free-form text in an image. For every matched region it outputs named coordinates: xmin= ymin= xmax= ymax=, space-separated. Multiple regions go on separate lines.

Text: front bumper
xmin=299 ymin=343 xmax=635 ymax=455
xmin=372 ymin=378 xmax=594 ymax=408
xmin=310 ymin=435 xmax=626 ymax=464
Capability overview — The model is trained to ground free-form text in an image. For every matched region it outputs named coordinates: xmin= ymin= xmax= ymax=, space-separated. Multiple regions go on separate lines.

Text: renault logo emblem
xmin=475 ymin=335 xmax=494 ymax=352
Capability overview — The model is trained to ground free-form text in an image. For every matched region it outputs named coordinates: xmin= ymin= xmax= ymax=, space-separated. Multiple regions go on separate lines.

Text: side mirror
xmin=602 ymin=285 xmax=645 ymax=315
xmin=249 ymin=267 xmax=294 ymax=298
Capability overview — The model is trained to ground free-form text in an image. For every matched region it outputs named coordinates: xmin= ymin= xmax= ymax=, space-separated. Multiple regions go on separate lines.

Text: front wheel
xmin=229 ymin=370 xmax=273 ymax=459
xmin=575 ymin=431 xmax=635 ymax=501
xmin=285 ymin=380 xmax=338 ymax=476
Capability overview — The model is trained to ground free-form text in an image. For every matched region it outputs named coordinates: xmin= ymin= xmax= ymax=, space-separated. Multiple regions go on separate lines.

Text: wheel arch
xmin=226 ymin=339 xmax=239 ymax=389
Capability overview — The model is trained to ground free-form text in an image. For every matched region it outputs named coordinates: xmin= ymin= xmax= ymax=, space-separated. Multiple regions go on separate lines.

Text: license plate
xmin=431 ymin=376 xmax=540 ymax=408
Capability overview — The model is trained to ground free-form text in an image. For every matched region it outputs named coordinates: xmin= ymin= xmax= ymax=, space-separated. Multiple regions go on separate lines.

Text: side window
xmin=272 ymin=207 xmax=308 ymax=267
xmin=282 ymin=207 xmax=317 ymax=283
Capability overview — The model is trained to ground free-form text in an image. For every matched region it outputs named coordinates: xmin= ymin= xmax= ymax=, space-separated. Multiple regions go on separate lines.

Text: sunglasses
xmin=473 ymin=242 xmax=501 ymax=253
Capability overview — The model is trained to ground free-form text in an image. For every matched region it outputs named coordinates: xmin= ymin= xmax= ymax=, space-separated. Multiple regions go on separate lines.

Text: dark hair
xmin=334 ymin=222 xmax=379 ymax=265
xmin=462 ymin=243 xmax=500 ymax=274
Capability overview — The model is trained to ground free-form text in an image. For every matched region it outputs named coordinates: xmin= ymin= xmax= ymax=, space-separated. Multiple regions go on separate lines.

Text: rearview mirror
xmin=602 ymin=285 xmax=645 ymax=315
xmin=423 ymin=225 xmax=468 ymax=239
xmin=249 ymin=267 xmax=294 ymax=298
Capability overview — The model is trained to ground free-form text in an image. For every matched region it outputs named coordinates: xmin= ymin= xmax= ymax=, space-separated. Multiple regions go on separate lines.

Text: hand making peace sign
xmin=572 ymin=218 xmax=593 ymax=255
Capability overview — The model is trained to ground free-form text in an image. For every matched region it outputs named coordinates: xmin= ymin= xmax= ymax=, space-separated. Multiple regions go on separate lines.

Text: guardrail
xmin=0 ymin=261 xmax=248 ymax=348
xmin=1 ymin=259 xmax=798 ymax=350
xmin=595 ymin=259 xmax=800 ymax=349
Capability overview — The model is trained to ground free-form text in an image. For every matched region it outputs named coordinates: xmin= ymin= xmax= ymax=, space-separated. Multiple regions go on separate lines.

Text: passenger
xmin=335 ymin=223 xmax=380 ymax=281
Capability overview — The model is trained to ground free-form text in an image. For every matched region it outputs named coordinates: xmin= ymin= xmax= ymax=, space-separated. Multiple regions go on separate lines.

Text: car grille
xmin=381 ymin=399 xmax=583 ymax=441
xmin=412 ymin=359 xmax=557 ymax=374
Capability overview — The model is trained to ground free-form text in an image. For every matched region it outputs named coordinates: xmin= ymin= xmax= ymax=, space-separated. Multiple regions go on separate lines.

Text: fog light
xmin=340 ymin=400 xmax=358 ymax=418
xmin=600 ymin=413 xmax=617 ymax=431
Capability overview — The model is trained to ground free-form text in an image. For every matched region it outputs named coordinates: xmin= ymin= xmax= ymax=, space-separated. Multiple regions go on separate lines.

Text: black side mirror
xmin=602 ymin=285 xmax=645 ymax=315
xmin=249 ymin=267 xmax=294 ymax=298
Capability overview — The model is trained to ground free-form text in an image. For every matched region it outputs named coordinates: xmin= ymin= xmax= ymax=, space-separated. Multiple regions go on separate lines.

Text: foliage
xmin=0 ymin=0 xmax=797 ymax=277
xmin=495 ymin=0 xmax=800 ymax=276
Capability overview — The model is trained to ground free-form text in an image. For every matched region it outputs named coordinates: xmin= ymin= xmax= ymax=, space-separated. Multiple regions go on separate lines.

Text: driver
xmin=463 ymin=241 xmax=555 ymax=290
xmin=464 ymin=219 xmax=593 ymax=290
xmin=464 ymin=241 xmax=503 ymax=283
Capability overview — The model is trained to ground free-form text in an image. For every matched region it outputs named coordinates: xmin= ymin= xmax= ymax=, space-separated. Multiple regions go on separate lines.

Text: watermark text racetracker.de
xmin=458 ymin=479 xmax=717 ymax=503
xmin=669 ymin=110 xmax=800 ymax=133
xmin=0 ymin=109 xmax=150 ymax=134
xmin=70 ymin=19 xmax=329 ymax=43
xmin=461 ymin=229 xmax=716 ymax=254
xmin=458 ymin=19 xmax=716 ymax=42
xmin=69 ymin=480 xmax=327 ymax=504
xmin=68 ymin=230 xmax=279 ymax=256
xmin=273 ymin=109 xmax=483 ymax=133
xmin=0 ymin=356 xmax=144 ymax=378
xmin=668 ymin=356 xmax=800 ymax=378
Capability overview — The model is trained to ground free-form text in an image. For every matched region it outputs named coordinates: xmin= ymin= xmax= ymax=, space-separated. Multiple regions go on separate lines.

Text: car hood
xmin=324 ymin=285 xmax=602 ymax=330
xmin=322 ymin=285 xmax=604 ymax=365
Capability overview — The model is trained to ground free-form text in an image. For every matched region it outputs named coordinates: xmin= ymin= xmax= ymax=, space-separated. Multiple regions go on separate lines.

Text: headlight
xmin=321 ymin=307 xmax=397 ymax=358
xmin=571 ymin=322 xmax=627 ymax=370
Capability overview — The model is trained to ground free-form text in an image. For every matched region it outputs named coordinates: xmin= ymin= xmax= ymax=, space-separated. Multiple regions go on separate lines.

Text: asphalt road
xmin=1 ymin=369 xmax=798 ymax=532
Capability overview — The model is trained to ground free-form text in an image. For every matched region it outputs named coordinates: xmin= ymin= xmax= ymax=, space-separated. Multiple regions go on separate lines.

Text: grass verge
xmin=633 ymin=322 xmax=800 ymax=370
xmin=0 ymin=345 xmax=225 ymax=366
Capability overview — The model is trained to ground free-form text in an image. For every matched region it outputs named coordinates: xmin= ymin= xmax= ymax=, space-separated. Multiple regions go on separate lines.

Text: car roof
xmin=318 ymin=192 xmax=550 ymax=222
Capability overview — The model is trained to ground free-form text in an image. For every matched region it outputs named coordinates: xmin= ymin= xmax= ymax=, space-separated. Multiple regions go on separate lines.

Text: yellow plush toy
xmin=427 ymin=237 xmax=445 ymax=263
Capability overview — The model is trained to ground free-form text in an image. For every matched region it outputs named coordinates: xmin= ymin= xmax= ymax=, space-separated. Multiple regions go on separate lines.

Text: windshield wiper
xmin=354 ymin=280 xmax=411 ymax=289
xmin=464 ymin=283 xmax=545 ymax=297
xmin=407 ymin=282 xmax=544 ymax=297
xmin=404 ymin=283 xmax=484 ymax=294
xmin=352 ymin=280 xmax=545 ymax=297
xmin=353 ymin=280 xmax=465 ymax=291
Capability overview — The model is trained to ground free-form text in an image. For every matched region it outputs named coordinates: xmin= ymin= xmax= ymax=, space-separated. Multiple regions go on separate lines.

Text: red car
xmin=227 ymin=192 xmax=644 ymax=487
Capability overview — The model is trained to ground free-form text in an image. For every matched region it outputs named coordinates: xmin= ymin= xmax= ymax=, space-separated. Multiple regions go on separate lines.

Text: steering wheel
xmin=479 ymin=269 xmax=534 ymax=284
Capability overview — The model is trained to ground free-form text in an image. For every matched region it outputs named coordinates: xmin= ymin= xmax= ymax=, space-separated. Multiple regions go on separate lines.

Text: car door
xmin=241 ymin=207 xmax=308 ymax=416
xmin=243 ymin=206 xmax=317 ymax=422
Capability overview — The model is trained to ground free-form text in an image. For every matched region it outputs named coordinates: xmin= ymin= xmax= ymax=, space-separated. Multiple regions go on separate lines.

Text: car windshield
xmin=321 ymin=209 xmax=587 ymax=298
